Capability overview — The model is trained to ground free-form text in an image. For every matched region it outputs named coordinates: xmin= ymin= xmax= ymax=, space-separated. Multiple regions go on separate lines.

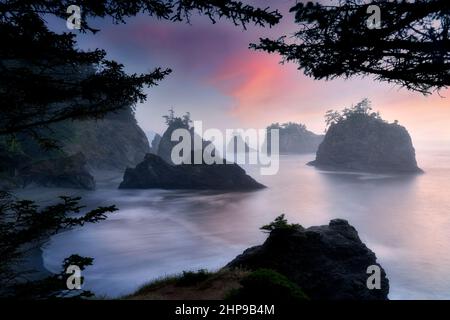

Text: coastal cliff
xmin=63 ymin=107 xmax=150 ymax=171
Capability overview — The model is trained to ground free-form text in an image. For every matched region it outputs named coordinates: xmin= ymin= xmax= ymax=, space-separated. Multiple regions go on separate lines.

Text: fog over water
xmin=20 ymin=147 xmax=450 ymax=299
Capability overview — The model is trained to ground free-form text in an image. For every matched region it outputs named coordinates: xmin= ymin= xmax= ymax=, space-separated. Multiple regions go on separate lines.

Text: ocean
xmin=18 ymin=149 xmax=450 ymax=299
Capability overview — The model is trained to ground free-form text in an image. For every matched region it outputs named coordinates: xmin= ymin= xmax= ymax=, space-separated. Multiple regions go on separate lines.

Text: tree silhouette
xmin=251 ymin=0 xmax=450 ymax=94
xmin=324 ymin=98 xmax=385 ymax=130
xmin=0 ymin=1 xmax=281 ymax=148
xmin=163 ymin=109 xmax=192 ymax=127
xmin=0 ymin=192 xmax=117 ymax=298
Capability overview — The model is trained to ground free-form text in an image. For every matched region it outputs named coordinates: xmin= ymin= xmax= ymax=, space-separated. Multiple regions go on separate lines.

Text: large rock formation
xmin=227 ymin=219 xmax=389 ymax=300
xmin=157 ymin=119 xmax=211 ymax=165
xmin=308 ymin=102 xmax=422 ymax=173
xmin=17 ymin=152 xmax=95 ymax=190
xmin=264 ymin=122 xmax=324 ymax=154
xmin=63 ymin=107 xmax=150 ymax=171
xmin=149 ymin=133 xmax=162 ymax=155
xmin=1 ymin=62 xmax=150 ymax=173
xmin=0 ymin=58 xmax=153 ymax=191
xmin=226 ymin=135 xmax=256 ymax=154
xmin=119 ymin=153 xmax=264 ymax=190
xmin=0 ymin=105 xmax=149 ymax=189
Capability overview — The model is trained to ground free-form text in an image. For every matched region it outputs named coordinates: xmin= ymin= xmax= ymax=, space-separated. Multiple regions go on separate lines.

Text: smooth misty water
xmin=25 ymin=149 xmax=450 ymax=299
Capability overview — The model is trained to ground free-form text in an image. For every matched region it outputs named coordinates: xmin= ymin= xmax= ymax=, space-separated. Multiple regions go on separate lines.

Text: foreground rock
xmin=18 ymin=153 xmax=95 ymax=190
xmin=227 ymin=219 xmax=389 ymax=300
xmin=119 ymin=153 xmax=265 ymax=190
xmin=309 ymin=101 xmax=422 ymax=173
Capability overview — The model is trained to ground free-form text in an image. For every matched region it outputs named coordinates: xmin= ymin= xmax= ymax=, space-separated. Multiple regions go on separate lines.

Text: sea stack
xmin=119 ymin=153 xmax=265 ymax=190
xmin=308 ymin=99 xmax=422 ymax=173
xmin=264 ymin=122 xmax=324 ymax=154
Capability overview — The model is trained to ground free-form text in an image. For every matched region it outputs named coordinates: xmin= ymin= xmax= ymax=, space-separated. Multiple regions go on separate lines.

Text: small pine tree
xmin=182 ymin=112 xmax=192 ymax=126
xmin=324 ymin=99 xmax=384 ymax=131
xmin=163 ymin=108 xmax=176 ymax=125
xmin=260 ymin=214 xmax=301 ymax=233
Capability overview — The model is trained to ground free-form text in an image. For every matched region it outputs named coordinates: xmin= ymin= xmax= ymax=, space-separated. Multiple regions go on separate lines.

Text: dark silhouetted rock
xmin=227 ymin=219 xmax=389 ymax=300
xmin=119 ymin=153 xmax=265 ymax=190
xmin=264 ymin=122 xmax=323 ymax=154
xmin=18 ymin=152 xmax=95 ymax=190
xmin=308 ymin=112 xmax=422 ymax=173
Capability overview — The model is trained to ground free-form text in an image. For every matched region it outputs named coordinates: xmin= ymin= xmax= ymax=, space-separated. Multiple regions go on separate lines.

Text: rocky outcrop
xmin=264 ymin=122 xmax=323 ymax=154
xmin=149 ymin=133 xmax=162 ymax=155
xmin=308 ymin=115 xmax=422 ymax=173
xmin=119 ymin=153 xmax=265 ymax=190
xmin=3 ymin=62 xmax=151 ymax=173
xmin=157 ymin=120 xmax=212 ymax=165
xmin=18 ymin=152 xmax=95 ymax=190
xmin=63 ymin=107 xmax=150 ymax=171
xmin=0 ymin=60 xmax=151 ymax=192
xmin=157 ymin=120 xmax=189 ymax=164
xmin=226 ymin=135 xmax=255 ymax=154
xmin=227 ymin=219 xmax=389 ymax=300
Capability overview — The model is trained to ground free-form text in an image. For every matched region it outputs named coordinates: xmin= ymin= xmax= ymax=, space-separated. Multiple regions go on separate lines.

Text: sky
xmin=65 ymin=0 xmax=449 ymax=148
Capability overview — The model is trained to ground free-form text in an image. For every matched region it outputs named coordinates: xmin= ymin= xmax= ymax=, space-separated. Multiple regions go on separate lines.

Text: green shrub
xmin=226 ymin=269 xmax=308 ymax=302
xmin=260 ymin=214 xmax=301 ymax=233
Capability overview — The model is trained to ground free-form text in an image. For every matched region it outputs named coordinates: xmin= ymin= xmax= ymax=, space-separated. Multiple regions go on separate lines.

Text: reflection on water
xmin=30 ymin=150 xmax=450 ymax=299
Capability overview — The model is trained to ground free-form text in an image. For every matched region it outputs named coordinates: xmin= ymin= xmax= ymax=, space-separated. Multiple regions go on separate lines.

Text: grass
xmin=176 ymin=269 xmax=211 ymax=287
xmin=123 ymin=268 xmax=249 ymax=300
xmin=123 ymin=267 xmax=309 ymax=301
xmin=226 ymin=268 xmax=309 ymax=302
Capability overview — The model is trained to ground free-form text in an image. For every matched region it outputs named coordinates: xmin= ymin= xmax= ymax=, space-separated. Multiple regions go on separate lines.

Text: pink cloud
xmin=96 ymin=11 xmax=450 ymax=142
xmin=208 ymin=50 xmax=317 ymax=125
xmin=207 ymin=48 xmax=450 ymax=142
